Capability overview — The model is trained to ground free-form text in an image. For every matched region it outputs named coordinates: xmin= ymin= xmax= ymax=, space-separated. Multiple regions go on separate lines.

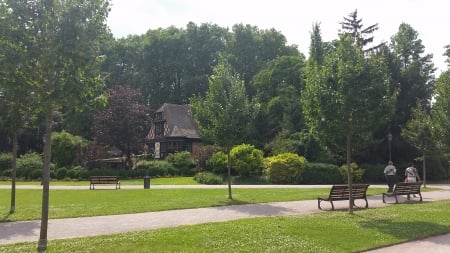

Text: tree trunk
xmin=347 ymin=133 xmax=353 ymax=214
xmin=38 ymin=100 xmax=53 ymax=252
xmin=227 ymin=150 xmax=232 ymax=200
xmin=422 ymin=152 xmax=427 ymax=188
xmin=9 ymin=131 xmax=18 ymax=214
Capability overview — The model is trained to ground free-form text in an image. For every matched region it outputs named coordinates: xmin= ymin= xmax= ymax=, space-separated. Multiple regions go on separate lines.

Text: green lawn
xmin=1 ymin=187 xmax=385 ymax=221
xmin=0 ymin=177 xmax=200 ymax=186
xmin=1 ymin=200 xmax=450 ymax=253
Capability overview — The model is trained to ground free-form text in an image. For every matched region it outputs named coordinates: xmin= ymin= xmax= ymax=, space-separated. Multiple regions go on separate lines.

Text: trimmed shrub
xmin=339 ymin=163 xmax=365 ymax=183
xmin=166 ymin=151 xmax=196 ymax=176
xmin=193 ymin=172 xmax=223 ymax=185
xmin=230 ymin=144 xmax=264 ymax=176
xmin=17 ymin=153 xmax=43 ymax=179
xmin=135 ymin=160 xmax=171 ymax=177
xmin=206 ymin=151 xmax=228 ymax=175
xmin=264 ymin=153 xmax=307 ymax=184
xmin=302 ymin=163 xmax=342 ymax=184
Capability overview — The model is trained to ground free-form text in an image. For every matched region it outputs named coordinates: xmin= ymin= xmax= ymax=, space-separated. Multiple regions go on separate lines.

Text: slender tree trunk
xmin=347 ymin=133 xmax=353 ymax=214
xmin=38 ymin=100 xmax=53 ymax=252
xmin=227 ymin=149 xmax=232 ymax=200
xmin=422 ymin=152 xmax=427 ymax=188
xmin=10 ymin=131 xmax=18 ymax=214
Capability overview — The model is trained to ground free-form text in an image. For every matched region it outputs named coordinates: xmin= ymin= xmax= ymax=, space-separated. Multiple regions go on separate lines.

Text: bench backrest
xmin=393 ymin=182 xmax=422 ymax=194
xmin=328 ymin=184 xmax=369 ymax=200
xmin=90 ymin=176 xmax=119 ymax=183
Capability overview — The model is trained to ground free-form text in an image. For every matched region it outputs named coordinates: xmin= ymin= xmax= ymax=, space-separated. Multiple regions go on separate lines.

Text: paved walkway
xmin=1 ymin=184 xmax=449 ymax=252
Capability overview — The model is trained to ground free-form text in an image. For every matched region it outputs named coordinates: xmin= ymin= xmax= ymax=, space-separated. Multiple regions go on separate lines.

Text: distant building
xmin=145 ymin=103 xmax=202 ymax=159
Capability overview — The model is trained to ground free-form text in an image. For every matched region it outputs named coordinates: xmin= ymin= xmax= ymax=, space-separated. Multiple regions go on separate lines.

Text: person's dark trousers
xmin=386 ymin=175 xmax=396 ymax=192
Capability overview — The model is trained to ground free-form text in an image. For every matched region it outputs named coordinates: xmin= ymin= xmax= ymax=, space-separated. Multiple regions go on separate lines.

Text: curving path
xmin=0 ymin=184 xmax=449 ymax=252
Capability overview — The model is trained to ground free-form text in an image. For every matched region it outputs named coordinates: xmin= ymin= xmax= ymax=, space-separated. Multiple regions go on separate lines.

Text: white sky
xmin=107 ymin=0 xmax=449 ymax=74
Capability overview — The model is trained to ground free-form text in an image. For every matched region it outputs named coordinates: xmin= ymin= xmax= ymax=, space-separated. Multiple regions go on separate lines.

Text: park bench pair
xmin=89 ymin=176 xmax=120 ymax=190
xmin=318 ymin=182 xmax=423 ymax=210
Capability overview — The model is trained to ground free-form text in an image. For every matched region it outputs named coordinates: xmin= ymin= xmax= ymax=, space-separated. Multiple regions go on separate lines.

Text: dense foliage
xmin=0 ymin=5 xmax=448 ymax=183
xmin=264 ymin=153 xmax=307 ymax=184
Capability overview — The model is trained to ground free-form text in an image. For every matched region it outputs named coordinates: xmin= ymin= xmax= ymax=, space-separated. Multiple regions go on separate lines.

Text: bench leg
xmin=382 ymin=194 xmax=386 ymax=203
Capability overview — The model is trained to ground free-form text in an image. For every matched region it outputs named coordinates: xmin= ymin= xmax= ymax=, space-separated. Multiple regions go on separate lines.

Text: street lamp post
xmin=387 ymin=132 xmax=392 ymax=161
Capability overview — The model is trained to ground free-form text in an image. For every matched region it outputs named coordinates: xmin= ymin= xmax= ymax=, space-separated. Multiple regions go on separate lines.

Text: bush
xmin=135 ymin=160 xmax=171 ymax=177
xmin=193 ymin=172 xmax=223 ymax=185
xmin=17 ymin=153 xmax=43 ymax=179
xmin=339 ymin=163 xmax=365 ymax=183
xmin=230 ymin=144 xmax=264 ymax=176
xmin=56 ymin=167 xmax=67 ymax=180
xmin=66 ymin=165 xmax=86 ymax=179
xmin=30 ymin=169 xmax=42 ymax=180
xmin=0 ymin=153 xmax=12 ymax=171
xmin=264 ymin=153 xmax=307 ymax=184
xmin=206 ymin=151 xmax=228 ymax=174
xmin=51 ymin=130 xmax=89 ymax=167
xmin=302 ymin=163 xmax=342 ymax=184
xmin=166 ymin=151 xmax=196 ymax=176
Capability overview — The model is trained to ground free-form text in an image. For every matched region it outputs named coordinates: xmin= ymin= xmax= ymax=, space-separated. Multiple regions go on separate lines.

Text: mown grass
xmin=0 ymin=177 xmax=199 ymax=186
xmin=1 ymin=200 xmax=450 ymax=253
xmin=0 ymin=187 xmax=385 ymax=221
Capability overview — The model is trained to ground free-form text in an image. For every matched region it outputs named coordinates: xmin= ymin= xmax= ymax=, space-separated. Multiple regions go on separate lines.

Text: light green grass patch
xmin=1 ymin=200 xmax=449 ymax=253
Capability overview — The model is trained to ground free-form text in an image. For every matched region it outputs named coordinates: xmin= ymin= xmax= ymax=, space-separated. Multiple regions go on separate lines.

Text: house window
xmin=155 ymin=112 xmax=163 ymax=120
xmin=184 ymin=142 xmax=192 ymax=152
xmin=155 ymin=123 xmax=164 ymax=137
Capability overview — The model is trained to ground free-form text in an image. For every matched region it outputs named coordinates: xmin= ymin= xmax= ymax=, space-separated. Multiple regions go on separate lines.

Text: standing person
xmin=384 ymin=161 xmax=397 ymax=193
xmin=405 ymin=163 xmax=421 ymax=199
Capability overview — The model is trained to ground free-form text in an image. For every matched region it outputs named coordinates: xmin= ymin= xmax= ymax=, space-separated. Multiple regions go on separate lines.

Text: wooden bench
xmin=382 ymin=182 xmax=422 ymax=203
xmin=89 ymin=176 xmax=120 ymax=190
xmin=318 ymin=184 xmax=370 ymax=210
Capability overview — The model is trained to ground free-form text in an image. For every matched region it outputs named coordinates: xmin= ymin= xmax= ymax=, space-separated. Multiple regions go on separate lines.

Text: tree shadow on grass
xmin=358 ymin=213 xmax=450 ymax=244
xmin=211 ymin=201 xmax=301 ymax=216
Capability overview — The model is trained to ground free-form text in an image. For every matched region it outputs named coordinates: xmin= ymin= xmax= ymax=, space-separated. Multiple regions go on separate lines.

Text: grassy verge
xmin=0 ymin=177 xmax=200 ymax=186
xmin=0 ymin=187 xmax=386 ymax=221
xmin=1 ymin=200 xmax=450 ymax=253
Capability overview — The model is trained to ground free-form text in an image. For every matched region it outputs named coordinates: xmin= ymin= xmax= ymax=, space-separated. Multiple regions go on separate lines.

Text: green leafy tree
xmin=0 ymin=0 xmax=38 ymax=214
xmin=432 ymin=69 xmax=450 ymax=155
xmin=4 ymin=0 xmax=111 ymax=250
xmin=387 ymin=23 xmax=435 ymax=164
xmin=51 ymin=131 xmax=88 ymax=168
xmin=401 ymin=102 xmax=435 ymax=187
xmin=302 ymin=33 xmax=395 ymax=212
xmin=190 ymin=57 xmax=259 ymax=199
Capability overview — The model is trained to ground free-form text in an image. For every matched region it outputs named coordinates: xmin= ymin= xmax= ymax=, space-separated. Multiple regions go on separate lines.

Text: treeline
xmin=1 ymin=6 xmax=450 ymax=180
